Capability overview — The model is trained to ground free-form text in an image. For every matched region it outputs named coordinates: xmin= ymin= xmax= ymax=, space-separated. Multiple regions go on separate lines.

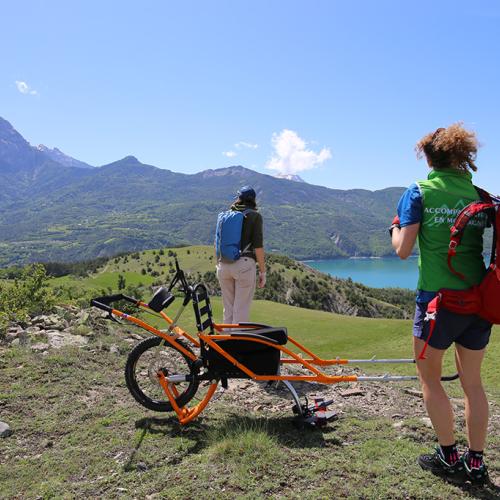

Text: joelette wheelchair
xmin=91 ymin=260 xmax=457 ymax=426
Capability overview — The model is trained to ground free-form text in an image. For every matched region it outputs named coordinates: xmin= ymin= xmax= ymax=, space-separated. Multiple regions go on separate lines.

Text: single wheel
xmin=125 ymin=336 xmax=199 ymax=412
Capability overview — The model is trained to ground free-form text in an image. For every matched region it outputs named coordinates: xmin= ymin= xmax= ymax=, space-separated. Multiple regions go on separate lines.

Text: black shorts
xmin=413 ymin=301 xmax=492 ymax=350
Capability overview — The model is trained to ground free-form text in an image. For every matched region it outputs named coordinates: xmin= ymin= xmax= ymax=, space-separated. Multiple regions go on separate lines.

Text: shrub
xmin=0 ymin=264 xmax=55 ymax=334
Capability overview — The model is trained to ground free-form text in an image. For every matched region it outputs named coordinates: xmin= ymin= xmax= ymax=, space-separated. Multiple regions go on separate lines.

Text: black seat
xmin=228 ymin=327 xmax=288 ymax=345
xmin=148 ymin=287 xmax=175 ymax=312
xmin=192 ymin=285 xmax=287 ymax=378
xmin=207 ymin=332 xmax=285 ymax=378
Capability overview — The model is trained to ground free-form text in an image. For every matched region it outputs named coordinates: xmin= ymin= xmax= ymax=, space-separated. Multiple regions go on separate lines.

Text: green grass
xmin=50 ymin=270 xmax=155 ymax=290
xmin=144 ymin=296 xmax=499 ymax=402
xmin=84 ymin=270 xmax=154 ymax=289
xmin=105 ymin=246 xmax=216 ymax=275
xmin=0 ymin=297 xmax=498 ymax=498
xmin=1 ymin=247 xmax=498 ymax=498
xmin=1 ymin=344 xmax=498 ymax=499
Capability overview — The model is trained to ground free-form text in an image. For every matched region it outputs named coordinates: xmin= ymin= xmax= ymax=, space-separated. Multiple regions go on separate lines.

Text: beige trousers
xmin=216 ymin=257 xmax=256 ymax=324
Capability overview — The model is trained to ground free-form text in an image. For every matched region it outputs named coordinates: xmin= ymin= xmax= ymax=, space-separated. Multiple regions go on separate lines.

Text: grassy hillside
xmin=0 ymin=297 xmax=498 ymax=498
xmin=44 ymin=245 xmax=416 ymax=319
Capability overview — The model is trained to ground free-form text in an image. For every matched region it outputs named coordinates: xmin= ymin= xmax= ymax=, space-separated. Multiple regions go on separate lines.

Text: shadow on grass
xmin=126 ymin=409 xmax=342 ymax=470
xmin=123 ymin=424 xmax=149 ymax=472
xmin=123 ymin=416 xmax=211 ymax=470
xmin=455 ymin=481 xmax=500 ymax=500
xmin=220 ymin=412 xmax=343 ymax=449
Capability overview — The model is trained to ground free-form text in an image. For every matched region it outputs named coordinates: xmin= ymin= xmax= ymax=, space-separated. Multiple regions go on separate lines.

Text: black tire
xmin=125 ymin=336 xmax=199 ymax=412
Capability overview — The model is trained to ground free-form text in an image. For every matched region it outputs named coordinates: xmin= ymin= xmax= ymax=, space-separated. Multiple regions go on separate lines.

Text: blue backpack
xmin=215 ymin=209 xmax=253 ymax=261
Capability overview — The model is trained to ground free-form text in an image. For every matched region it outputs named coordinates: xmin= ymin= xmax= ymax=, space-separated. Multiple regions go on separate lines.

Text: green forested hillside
xmin=0 ymin=117 xmax=406 ymax=266
xmin=0 ymin=160 xmax=404 ymax=266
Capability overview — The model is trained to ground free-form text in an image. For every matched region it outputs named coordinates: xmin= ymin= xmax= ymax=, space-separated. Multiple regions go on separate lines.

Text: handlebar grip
xmin=90 ymin=299 xmax=112 ymax=313
xmin=90 ymin=294 xmax=139 ymax=313
xmin=97 ymin=294 xmax=125 ymax=304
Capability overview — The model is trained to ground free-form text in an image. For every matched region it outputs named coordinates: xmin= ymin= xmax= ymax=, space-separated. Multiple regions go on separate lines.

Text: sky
xmin=2 ymin=0 xmax=500 ymax=190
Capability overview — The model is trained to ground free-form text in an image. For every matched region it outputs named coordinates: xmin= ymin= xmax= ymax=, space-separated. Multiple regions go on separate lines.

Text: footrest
xmin=292 ymin=397 xmax=338 ymax=429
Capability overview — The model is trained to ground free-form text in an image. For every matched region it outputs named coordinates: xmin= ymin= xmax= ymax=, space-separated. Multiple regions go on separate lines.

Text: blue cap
xmin=236 ymin=185 xmax=256 ymax=201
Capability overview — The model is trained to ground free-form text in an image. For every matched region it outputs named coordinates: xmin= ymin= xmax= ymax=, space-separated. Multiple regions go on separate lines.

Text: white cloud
xmin=222 ymin=141 xmax=258 ymax=159
xmin=15 ymin=80 xmax=38 ymax=95
xmin=266 ymin=129 xmax=331 ymax=175
xmin=235 ymin=141 xmax=259 ymax=150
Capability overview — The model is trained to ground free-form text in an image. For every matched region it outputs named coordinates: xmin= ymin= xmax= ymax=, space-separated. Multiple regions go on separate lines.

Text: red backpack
xmin=419 ymin=188 xmax=500 ymax=359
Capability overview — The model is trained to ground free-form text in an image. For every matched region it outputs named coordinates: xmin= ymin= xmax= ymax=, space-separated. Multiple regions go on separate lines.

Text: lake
xmin=304 ymin=257 xmax=419 ymax=290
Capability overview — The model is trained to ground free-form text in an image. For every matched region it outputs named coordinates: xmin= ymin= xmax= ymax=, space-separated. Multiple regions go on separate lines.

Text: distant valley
xmin=0 ymin=117 xmax=404 ymax=266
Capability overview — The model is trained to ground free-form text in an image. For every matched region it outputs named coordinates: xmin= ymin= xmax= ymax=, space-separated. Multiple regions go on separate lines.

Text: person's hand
xmin=389 ymin=215 xmax=401 ymax=236
xmin=258 ymin=271 xmax=267 ymax=288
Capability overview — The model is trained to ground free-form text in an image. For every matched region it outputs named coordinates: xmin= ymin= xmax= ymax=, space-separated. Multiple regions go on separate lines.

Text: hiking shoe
xmin=462 ymin=454 xmax=490 ymax=486
xmin=418 ymin=448 xmax=467 ymax=484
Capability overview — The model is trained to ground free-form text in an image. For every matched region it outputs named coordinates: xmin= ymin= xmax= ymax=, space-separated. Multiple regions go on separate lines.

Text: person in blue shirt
xmin=391 ymin=124 xmax=491 ymax=486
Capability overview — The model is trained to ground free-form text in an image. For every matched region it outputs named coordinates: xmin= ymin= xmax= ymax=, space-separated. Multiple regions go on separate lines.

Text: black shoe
xmin=462 ymin=454 xmax=490 ymax=486
xmin=418 ymin=447 xmax=467 ymax=484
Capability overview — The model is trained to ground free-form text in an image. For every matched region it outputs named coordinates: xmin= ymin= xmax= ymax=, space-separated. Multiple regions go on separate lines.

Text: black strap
xmin=474 ymin=185 xmax=497 ymax=266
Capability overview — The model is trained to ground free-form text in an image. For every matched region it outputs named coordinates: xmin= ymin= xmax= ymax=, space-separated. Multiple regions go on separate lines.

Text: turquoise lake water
xmin=305 ymin=257 xmax=419 ymax=290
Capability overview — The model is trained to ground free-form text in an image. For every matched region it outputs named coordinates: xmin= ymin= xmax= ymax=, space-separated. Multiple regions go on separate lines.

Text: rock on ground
xmin=31 ymin=343 xmax=50 ymax=352
xmin=46 ymin=331 xmax=88 ymax=349
xmin=0 ymin=421 xmax=12 ymax=438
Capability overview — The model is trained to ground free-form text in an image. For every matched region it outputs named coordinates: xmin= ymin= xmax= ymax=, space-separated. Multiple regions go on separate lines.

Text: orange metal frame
xmin=111 ymin=301 xmax=363 ymax=424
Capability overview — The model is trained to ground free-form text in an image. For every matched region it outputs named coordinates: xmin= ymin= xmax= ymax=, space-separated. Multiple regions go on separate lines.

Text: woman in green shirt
xmin=391 ymin=124 xmax=492 ymax=486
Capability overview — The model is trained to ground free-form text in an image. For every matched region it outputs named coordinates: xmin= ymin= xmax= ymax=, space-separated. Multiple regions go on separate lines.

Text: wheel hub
xmin=148 ymin=361 xmax=168 ymax=385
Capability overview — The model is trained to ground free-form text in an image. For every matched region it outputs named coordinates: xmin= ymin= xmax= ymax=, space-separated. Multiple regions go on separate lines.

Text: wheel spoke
xmin=125 ymin=336 xmax=199 ymax=412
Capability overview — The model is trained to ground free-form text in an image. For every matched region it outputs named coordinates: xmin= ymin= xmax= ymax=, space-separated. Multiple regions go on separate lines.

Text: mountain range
xmin=0 ymin=117 xmax=404 ymax=266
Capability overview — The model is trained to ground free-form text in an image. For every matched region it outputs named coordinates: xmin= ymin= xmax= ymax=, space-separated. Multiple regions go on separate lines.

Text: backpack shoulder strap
xmin=450 ymin=201 xmax=494 ymax=240
xmin=448 ymin=197 xmax=496 ymax=281
xmin=449 ymin=185 xmax=495 ymax=241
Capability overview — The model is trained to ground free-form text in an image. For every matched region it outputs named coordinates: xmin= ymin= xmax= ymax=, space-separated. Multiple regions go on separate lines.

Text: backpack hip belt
xmin=419 ymin=189 xmax=500 ymax=359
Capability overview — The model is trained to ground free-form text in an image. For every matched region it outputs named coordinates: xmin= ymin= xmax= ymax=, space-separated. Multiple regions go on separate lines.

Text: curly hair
xmin=415 ymin=123 xmax=479 ymax=172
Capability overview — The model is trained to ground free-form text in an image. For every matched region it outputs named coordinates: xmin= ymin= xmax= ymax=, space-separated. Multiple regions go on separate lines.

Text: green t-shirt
xmin=416 ymin=169 xmax=487 ymax=291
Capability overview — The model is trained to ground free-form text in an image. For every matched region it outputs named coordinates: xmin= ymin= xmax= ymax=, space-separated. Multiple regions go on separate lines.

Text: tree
xmin=117 ymin=274 xmax=126 ymax=290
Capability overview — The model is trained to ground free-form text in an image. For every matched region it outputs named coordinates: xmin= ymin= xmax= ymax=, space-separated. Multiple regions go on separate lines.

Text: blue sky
xmin=2 ymin=0 xmax=499 ymax=190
